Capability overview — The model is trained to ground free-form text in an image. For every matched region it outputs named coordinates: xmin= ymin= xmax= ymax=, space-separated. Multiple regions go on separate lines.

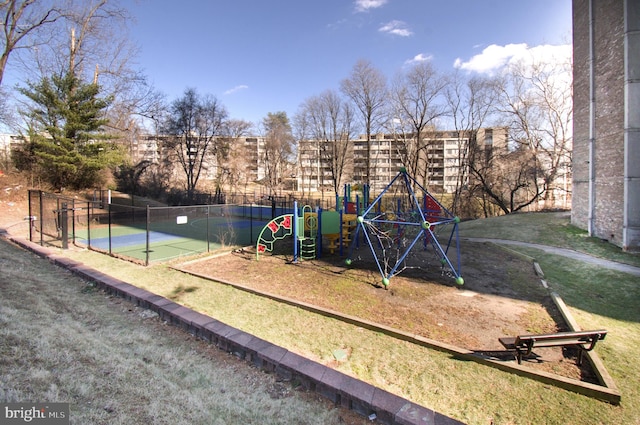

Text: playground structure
xmin=256 ymin=182 xmax=367 ymax=261
xmin=256 ymin=168 xmax=463 ymax=289
xmin=255 ymin=203 xmax=356 ymax=261
xmin=345 ymin=168 xmax=463 ymax=288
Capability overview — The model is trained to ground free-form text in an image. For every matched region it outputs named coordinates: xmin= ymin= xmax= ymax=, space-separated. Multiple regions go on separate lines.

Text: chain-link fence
xmin=27 ymin=190 xmax=94 ymax=249
xmin=27 ymin=190 xmax=292 ymax=265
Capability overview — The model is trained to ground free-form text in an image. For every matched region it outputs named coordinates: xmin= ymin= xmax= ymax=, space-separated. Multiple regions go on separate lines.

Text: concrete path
xmin=464 ymin=237 xmax=640 ymax=278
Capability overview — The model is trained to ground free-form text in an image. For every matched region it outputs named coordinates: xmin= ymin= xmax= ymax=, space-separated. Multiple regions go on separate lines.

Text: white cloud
xmin=405 ymin=53 xmax=433 ymax=65
xmin=354 ymin=0 xmax=388 ymax=12
xmin=379 ymin=20 xmax=412 ymax=37
xmin=454 ymin=43 xmax=571 ymax=74
xmin=327 ymin=18 xmax=347 ymax=30
xmin=224 ymin=85 xmax=249 ymax=95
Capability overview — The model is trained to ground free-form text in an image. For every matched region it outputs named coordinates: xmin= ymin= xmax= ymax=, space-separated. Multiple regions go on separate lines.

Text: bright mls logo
xmin=1 ymin=403 xmax=69 ymax=424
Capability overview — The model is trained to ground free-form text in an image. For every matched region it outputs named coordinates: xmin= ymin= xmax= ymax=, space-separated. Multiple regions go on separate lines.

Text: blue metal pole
xmin=293 ymin=201 xmax=299 ymax=262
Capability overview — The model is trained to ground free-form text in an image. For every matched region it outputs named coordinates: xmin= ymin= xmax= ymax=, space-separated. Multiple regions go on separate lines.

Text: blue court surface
xmin=86 ymin=231 xmax=183 ymax=250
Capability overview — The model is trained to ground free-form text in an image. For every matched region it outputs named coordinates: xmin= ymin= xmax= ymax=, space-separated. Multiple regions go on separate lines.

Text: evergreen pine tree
xmin=18 ymin=72 xmax=121 ymax=191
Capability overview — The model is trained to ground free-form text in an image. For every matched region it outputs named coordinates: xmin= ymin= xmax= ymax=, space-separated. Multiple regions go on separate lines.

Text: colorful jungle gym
xmin=345 ymin=168 xmax=463 ymax=288
xmin=256 ymin=168 xmax=463 ymax=289
xmin=255 ymin=203 xmax=356 ymax=261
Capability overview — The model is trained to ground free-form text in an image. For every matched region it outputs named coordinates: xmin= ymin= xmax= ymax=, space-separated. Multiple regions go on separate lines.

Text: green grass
xmin=0 ymin=239 xmax=359 ymax=425
xmin=58 ymin=211 xmax=640 ymax=425
xmin=459 ymin=211 xmax=640 ymax=267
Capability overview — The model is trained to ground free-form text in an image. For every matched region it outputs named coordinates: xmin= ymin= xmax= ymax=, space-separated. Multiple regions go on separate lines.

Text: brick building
xmin=572 ymin=0 xmax=640 ymax=251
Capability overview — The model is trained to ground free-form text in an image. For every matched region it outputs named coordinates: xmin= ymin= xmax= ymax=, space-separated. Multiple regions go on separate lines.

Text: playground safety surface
xmin=180 ymin=241 xmax=600 ymax=384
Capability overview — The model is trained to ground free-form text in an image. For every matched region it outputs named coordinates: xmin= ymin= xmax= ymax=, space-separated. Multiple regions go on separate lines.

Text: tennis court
xmin=74 ymin=211 xmax=270 ymax=264
xmin=65 ymin=206 xmax=270 ymax=264
xmin=28 ymin=190 xmax=293 ymax=264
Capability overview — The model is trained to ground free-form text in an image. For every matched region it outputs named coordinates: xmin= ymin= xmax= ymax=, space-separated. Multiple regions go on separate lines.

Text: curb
xmin=5 ymin=235 xmax=465 ymax=425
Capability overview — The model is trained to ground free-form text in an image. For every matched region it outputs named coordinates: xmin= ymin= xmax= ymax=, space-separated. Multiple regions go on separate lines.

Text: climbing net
xmin=345 ymin=168 xmax=463 ymax=288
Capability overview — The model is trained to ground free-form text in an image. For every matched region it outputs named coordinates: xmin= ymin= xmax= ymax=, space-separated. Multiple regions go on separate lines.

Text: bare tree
xmin=470 ymin=146 xmax=543 ymax=215
xmin=0 ymin=0 xmax=62 ymax=86
xmin=445 ymin=72 xmax=497 ymax=216
xmin=218 ymin=118 xmax=253 ymax=192
xmin=3 ymin=0 xmax=138 ymax=101
xmin=162 ymin=88 xmax=228 ymax=201
xmin=3 ymin=1 xmax=160 ymax=153
xmin=292 ymin=106 xmax=311 ymax=196
xmin=298 ymin=90 xmax=354 ymax=196
xmin=493 ymin=55 xmax=573 ymax=210
xmin=340 ymin=59 xmax=387 ymax=185
xmin=24 ymin=1 xmax=133 ymax=84
xmin=389 ymin=61 xmax=448 ymax=188
xmin=261 ymin=111 xmax=294 ymax=196
xmin=58 ymin=1 xmax=163 ymax=160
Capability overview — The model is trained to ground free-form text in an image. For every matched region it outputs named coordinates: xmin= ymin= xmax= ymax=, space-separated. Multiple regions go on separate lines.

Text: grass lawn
xmin=459 ymin=211 xmax=640 ymax=268
xmin=52 ymin=211 xmax=640 ymax=425
xmin=0 ymin=238 xmax=365 ymax=425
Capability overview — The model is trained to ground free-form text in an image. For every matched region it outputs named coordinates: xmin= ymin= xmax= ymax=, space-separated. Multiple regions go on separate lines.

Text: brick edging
xmin=5 ymin=235 xmax=465 ymax=425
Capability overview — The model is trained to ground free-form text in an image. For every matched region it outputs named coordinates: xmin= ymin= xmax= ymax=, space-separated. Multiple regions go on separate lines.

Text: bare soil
xmin=180 ymin=237 xmax=593 ymax=381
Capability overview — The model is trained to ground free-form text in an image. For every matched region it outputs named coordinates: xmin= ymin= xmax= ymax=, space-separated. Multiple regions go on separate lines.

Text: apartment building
xmin=239 ymin=136 xmax=265 ymax=182
xmin=131 ymin=134 xmax=266 ymax=186
xmin=130 ymin=134 xmax=162 ymax=164
xmin=297 ymin=128 xmax=507 ymax=194
xmin=115 ymin=128 xmax=506 ymax=197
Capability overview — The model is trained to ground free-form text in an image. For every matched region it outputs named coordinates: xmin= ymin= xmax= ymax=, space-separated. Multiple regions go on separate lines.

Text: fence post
xmin=39 ymin=190 xmax=43 ymax=246
xmin=206 ymin=205 xmax=210 ymax=253
xmin=71 ymin=198 xmax=76 ymax=245
xmin=87 ymin=201 xmax=91 ymax=247
xmin=146 ymin=205 xmax=150 ymax=266
xmin=293 ymin=201 xmax=298 ymax=263
xmin=250 ymin=203 xmax=253 ymax=244
xmin=61 ymin=202 xmax=68 ymax=249
xmin=28 ymin=190 xmax=33 ymax=242
xmin=108 ymin=203 xmax=112 ymax=255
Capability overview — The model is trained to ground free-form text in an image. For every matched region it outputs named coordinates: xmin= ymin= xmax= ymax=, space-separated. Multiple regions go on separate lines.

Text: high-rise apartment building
xmin=131 ymin=134 xmax=266 ymax=186
xmin=572 ymin=0 xmax=640 ymax=251
xmin=296 ymin=127 xmax=507 ymax=194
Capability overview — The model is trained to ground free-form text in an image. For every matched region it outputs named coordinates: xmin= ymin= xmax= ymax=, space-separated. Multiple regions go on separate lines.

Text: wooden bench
xmin=499 ymin=330 xmax=608 ymax=364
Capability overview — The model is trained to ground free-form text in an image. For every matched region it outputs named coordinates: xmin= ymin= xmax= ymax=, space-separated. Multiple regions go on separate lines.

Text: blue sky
xmin=130 ymin=0 xmax=572 ymax=127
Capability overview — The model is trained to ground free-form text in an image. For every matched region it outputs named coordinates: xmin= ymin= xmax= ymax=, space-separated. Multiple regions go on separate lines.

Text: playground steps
xmin=299 ymin=238 xmax=316 ymax=260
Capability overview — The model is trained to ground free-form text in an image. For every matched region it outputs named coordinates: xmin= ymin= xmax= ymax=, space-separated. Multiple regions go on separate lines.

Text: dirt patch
xmin=0 ymin=174 xmax=30 ymax=228
xmin=181 ymin=242 xmax=553 ymax=350
xmin=180 ymin=241 xmax=596 ymax=382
